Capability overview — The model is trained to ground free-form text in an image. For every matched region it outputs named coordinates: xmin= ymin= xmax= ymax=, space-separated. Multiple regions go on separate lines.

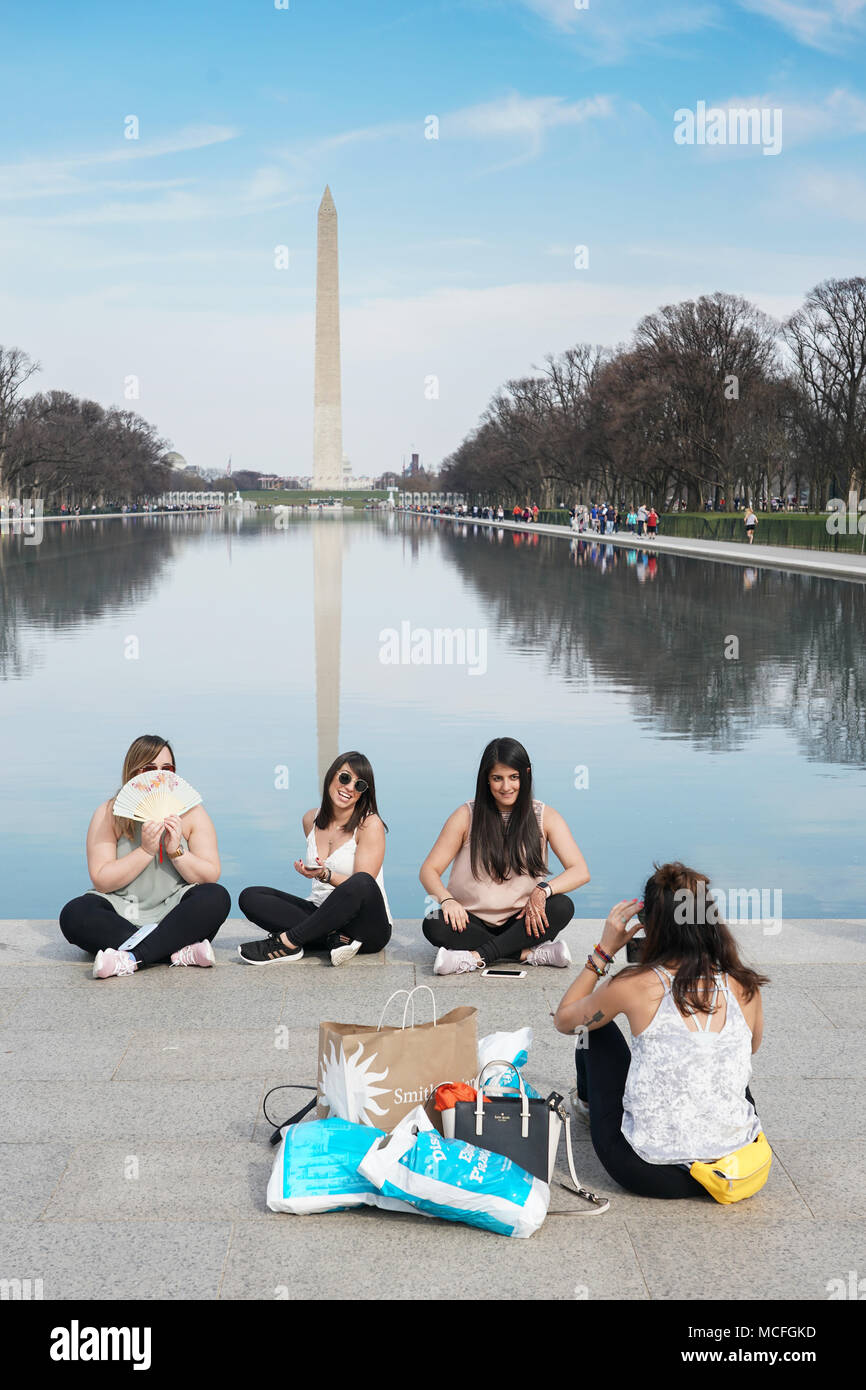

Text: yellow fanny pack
xmin=689 ymin=1132 xmax=772 ymax=1204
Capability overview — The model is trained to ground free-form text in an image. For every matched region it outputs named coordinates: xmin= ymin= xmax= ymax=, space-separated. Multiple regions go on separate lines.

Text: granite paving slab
xmin=0 ymin=1221 xmax=232 ymax=1300
xmin=2 ymin=1080 xmax=264 ymax=1143
xmin=218 ymin=1209 xmax=650 ymax=1301
xmin=626 ymin=1219 xmax=866 ymax=1300
xmin=113 ymin=1026 xmax=320 ymax=1080
xmin=42 ymin=1141 xmax=274 ymax=1221
xmin=770 ymin=1138 xmax=866 ymax=1220
xmin=0 ymin=1028 xmax=132 ymax=1080
xmin=0 ymin=1144 xmax=73 ymax=1221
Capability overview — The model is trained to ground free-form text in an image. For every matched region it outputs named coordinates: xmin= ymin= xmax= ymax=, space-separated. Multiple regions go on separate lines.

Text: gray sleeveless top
xmin=87 ymin=823 xmax=194 ymax=934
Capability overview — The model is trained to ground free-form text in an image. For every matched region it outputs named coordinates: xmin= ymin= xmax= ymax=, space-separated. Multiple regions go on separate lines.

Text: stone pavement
xmin=431 ymin=513 xmax=866 ymax=584
xmin=1 ymin=916 xmax=864 ymax=1301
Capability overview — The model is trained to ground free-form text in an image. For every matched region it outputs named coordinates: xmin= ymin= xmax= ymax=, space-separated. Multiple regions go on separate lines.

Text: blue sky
xmin=1 ymin=0 xmax=865 ymax=476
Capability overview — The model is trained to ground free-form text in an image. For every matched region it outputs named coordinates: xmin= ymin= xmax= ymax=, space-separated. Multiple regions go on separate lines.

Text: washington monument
xmin=313 ymin=185 xmax=343 ymax=490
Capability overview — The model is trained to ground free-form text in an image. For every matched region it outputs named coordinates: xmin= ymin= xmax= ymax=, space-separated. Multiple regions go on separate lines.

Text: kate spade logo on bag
xmin=493 ymin=1113 xmax=510 ymax=1122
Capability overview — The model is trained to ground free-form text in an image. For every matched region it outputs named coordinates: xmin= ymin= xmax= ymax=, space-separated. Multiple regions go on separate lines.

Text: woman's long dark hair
xmin=619 ymin=862 xmax=769 ymax=1016
xmin=469 ymin=737 xmax=546 ymax=881
xmin=315 ymin=751 xmax=387 ymax=834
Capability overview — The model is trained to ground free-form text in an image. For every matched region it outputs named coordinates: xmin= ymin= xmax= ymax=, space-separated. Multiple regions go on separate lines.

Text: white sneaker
xmin=331 ymin=939 xmax=362 ymax=967
xmin=170 ymin=940 xmax=216 ymax=968
xmin=93 ymin=948 xmax=137 ymax=979
xmin=433 ymin=947 xmax=480 ymax=976
xmin=526 ymin=940 xmax=572 ymax=968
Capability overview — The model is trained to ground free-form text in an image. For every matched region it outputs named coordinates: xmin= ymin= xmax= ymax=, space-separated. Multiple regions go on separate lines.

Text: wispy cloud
xmin=511 ymin=0 xmax=720 ymax=59
xmin=279 ymin=94 xmax=614 ymax=178
xmin=704 ymin=87 xmax=866 ymax=147
xmin=445 ymin=93 xmax=612 ymax=141
xmin=515 ymin=0 xmax=866 ymax=56
xmin=736 ymin=0 xmax=866 ymax=52
xmin=795 ymin=169 xmax=866 ymax=219
xmin=0 ymin=125 xmax=238 ymax=203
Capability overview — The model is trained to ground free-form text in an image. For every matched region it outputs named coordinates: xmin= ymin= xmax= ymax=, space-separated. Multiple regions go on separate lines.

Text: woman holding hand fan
xmin=59 ymin=734 xmax=230 ymax=978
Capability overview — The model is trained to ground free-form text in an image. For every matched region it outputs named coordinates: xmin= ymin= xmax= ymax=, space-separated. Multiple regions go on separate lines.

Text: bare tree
xmin=784 ymin=276 xmax=866 ymax=504
xmin=0 ymin=346 xmax=40 ymax=498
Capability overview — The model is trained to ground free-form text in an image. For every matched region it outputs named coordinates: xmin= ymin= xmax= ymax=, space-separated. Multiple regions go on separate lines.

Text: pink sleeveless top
xmin=446 ymin=800 xmax=547 ymax=926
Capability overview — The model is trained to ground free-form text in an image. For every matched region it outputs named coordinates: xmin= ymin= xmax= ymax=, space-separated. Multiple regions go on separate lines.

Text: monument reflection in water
xmin=0 ymin=509 xmax=864 ymax=919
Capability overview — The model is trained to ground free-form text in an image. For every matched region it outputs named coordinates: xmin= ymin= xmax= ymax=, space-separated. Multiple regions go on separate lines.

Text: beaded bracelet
xmin=585 ymin=954 xmax=608 ymax=979
xmin=593 ymin=942 xmax=614 ymax=964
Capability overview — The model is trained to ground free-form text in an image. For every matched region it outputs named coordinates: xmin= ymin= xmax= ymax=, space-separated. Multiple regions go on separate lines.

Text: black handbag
xmin=440 ymin=1060 xmax=609 ymax=1213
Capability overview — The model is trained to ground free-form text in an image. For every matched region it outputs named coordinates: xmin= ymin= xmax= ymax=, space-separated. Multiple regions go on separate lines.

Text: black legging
xmin=59 ymin=884 xmax=231 ymax=967
xmin=239 ymin=872 xmax=391 ymax=954
xmin=422 ymin=893 xmax=574 ymax=965
xmin=575 ymin=1021 xmax=758 ymax=1199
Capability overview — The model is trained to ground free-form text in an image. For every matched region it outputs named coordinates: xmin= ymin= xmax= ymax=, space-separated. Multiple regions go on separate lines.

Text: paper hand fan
xmin=113 ymin=770 xmax=203 ymax=824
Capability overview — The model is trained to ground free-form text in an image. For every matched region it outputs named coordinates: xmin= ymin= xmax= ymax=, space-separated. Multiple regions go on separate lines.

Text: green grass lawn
xmin=659 ymin=510 xmax=864 ymax=551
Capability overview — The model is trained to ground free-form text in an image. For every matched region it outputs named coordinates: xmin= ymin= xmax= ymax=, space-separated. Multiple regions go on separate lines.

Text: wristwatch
xmin=170 ymin=843 xmax=184 ymax=859
xmin=537 ymin=881 xmax=552 ymax=899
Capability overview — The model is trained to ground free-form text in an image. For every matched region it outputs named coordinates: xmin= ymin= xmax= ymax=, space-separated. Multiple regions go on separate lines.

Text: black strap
xmin=263 ymin=1084 xmax=317 ymax=1145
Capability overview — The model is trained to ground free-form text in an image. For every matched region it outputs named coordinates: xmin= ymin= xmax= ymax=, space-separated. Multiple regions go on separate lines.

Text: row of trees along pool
xmin=439 ymin=277 xmax=866 ymax=523
xmin=0 ymin=347 xmax=244 ymax=512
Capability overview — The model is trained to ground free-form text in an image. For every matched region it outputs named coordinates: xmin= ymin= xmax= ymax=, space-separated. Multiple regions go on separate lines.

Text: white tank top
xmin=621 ymin=967 xmax=761 ymax=1164
xmin=304 ymin=822 xmax=392 ymax=925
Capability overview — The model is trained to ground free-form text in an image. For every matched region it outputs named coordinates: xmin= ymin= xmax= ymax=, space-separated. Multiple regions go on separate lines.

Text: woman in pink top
xmin=419 ymin=737 xmax=591 ymax=973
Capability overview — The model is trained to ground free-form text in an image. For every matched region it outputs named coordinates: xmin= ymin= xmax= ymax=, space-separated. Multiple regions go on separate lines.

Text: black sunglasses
xmin=337 ymin=770 xmax=368 ymax=794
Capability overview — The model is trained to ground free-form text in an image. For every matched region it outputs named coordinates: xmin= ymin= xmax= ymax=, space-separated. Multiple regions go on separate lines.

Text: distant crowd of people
xmin=569 ymin=503 xmax=659 ymax=537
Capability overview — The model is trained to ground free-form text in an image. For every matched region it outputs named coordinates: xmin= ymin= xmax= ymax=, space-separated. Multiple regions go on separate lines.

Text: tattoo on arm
xmin=588 ymin=1010 xmax=605 ymax=1025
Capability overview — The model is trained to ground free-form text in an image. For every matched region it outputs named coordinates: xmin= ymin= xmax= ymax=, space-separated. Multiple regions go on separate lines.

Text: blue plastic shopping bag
xmin=358 ymin=1119 xmax=549 ymax=1237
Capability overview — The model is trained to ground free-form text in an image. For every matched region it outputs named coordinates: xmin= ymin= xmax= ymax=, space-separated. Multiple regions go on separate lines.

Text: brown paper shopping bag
xmin=317 ymin=985 xmax=478 ymax=1131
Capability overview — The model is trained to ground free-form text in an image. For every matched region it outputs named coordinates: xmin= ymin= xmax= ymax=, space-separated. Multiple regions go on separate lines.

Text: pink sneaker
xmin=433 ymin=947 xmax=481 ymax=976
xmin=170 ymin=940 xmax=216 ymax=968
xmin=525 ymin=940 xmax=572 ymax=968
xmin=93 ymin=948 xmax=138 ymax=979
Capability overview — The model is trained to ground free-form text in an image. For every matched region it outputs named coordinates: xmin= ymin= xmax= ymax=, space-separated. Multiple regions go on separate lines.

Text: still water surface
xmin=1 ymin=511 xmax=863 ymax=919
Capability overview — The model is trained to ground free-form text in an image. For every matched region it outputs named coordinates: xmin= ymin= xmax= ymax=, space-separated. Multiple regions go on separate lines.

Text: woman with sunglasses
xmin=59 ymin=734 xmax=230 ymax=978
xmin=237 ymin=751 xmax=392 ymax=965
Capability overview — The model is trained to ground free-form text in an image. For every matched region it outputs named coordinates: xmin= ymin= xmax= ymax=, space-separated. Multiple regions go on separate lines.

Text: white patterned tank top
xmin=621 ymin=966 xmax=761 ymax=1165
xmin=304 ymin=822 xmax=392 ymax=924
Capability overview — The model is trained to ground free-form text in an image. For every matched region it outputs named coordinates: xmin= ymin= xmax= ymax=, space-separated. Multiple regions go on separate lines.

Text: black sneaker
xmin=237 ymin=936 xmax=304 ymax=965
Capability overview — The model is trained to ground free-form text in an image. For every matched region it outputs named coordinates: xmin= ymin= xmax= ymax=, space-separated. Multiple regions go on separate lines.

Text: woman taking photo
xmin=237 ymin=751 xmax=391 ymax=966
xmin=419 ymin=736 xmax=590 ymax=973
xmin=60 ymin=735 xmax=230 ymax=978
xmin=553 ymin=861 xmax=768 ymax=1198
